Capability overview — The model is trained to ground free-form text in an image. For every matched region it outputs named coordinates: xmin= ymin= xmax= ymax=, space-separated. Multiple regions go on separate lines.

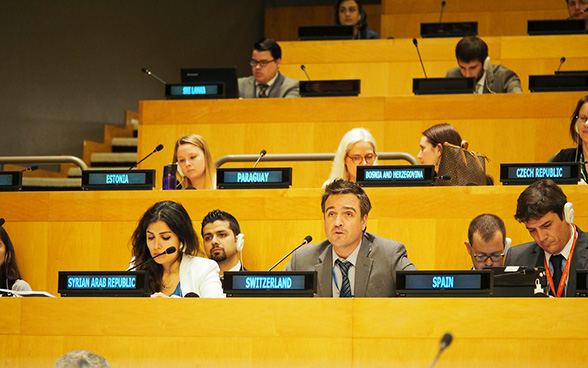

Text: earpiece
xmin=175 ymin=163 xmax=184 ymax=177
xmin=564 ymin=202 xmax=575 ymax=224
xmin=483 ymin=56 xmax=490 ymax=72
xmin=504 ymin=237 xmax=512 ymax=256
xmin=179 ymin=242 xmax=186 ymax=252
xmin=236 ymin=233 xmax=245 ymax=253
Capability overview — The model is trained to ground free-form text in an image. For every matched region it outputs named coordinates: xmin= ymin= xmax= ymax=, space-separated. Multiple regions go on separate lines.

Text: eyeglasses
xmin=473 ymin=253 xmax=505 ymax=263
xmin=575 ymin=115 xmax=588 ymax=124
xmin=347 ymin=154 xmax=377 ymax=165
xmin=249 ymin=59 xmax=276 ymax=67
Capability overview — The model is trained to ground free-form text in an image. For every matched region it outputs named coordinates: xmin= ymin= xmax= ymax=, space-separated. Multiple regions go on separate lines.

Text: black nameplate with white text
xmin=216 ymin=167 xmax=292 ymax=189
xmin=58 ymin=271 xmax=149 ymax=297
xmin=82 ymin=169 xmax=155 ymax=190
xmin=356 ymin=165 xmax=435 ymax=187
xmin=413 ymin=77 xmax=475 ymax=95
xmin=223 ymin=271 xmax=317 ymax=297
xmin=0 ymin=171 xmax=22 ymax=191
xmin=500 ymin=163 xmax=579 ymax=185
xmin=396 ymin=270 xmax=493 ymax=297
xmin=575 ymin=270 xmax=588 ymax=297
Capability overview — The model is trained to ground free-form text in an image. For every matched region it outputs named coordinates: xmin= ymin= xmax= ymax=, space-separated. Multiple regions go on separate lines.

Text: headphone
xmin=483 ymin=56 xmax=490 ymax=71
xmin=175 ymin=163 xmax=184 ymax=178
xmin=236 ymin=233 xmax=245 ymax=253
xmin=564 ymin=202 xmax=575 ymax=224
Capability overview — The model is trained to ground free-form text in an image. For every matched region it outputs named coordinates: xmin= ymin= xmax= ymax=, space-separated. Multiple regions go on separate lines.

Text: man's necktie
xmin=258 ymin=84 xmax=269 ymax=98
xmin=335 ymin=259 xmax=353 ymax=297
xmin=550 ymin=254 xmax=565 ymax=295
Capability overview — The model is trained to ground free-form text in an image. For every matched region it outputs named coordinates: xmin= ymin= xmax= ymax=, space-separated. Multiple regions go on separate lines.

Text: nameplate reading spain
xmin=216 ymin=168 xmax=292 ymax=189
xmin=500 ymin=163 xmax=579 ymax=185
xmin=356 ymin=165 xmax=435 ymax=187
xmin=82 ymin=169 xmax=155 ymax=190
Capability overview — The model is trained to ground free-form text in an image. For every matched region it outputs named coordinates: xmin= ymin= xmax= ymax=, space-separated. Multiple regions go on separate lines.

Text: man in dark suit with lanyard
xmin=238 ymin=38 xmax=299 ymax=99
xmin=505 ymin=179 xmax=588 ymax=297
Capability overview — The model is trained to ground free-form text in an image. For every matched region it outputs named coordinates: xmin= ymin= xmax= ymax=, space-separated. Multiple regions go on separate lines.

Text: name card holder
xmin=500 ymin=162 xmax=580 ymax=185
xmin=216 ymin=167 xmax=292 ymax=189
xmin=396 ymin=270 xmax=493 ymax=297
xmin=58 ymin=271 xmax=149 ymax=297
xmin=356 ymin=165 xmax=435 ymax=187
xmin=165 ymin=82 xmax=225 ymax=100
xmin=527 ymin=19 xmax=587 ymax=35
xmin=300 ymin=80 xmax=361 ymax=97
xmin=529 ymin=73 xmax=588 ymax=92
xmin=575 ymin=270 xmax=588 ymax=297
xmin=82 ymin=169 xmax=156 ymax=190
xmin=223 ymin=271 xmax=317 ymax=297
xmin=0 ymin=171 xmax=22 ymax=191
xmin=420 ymin=21 xmax=478 ymax=38
xmin=413 ymin=77 xmax=475 ymax=95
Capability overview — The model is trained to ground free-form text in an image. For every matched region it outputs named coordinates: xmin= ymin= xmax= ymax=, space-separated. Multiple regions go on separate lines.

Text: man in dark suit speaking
xmin=285 ymin=179 xmax=416 ymax=297
xmin=238 ymin=38 xmax=299 ymax=99
xmin=505 ymin=179 xmax=588 ymax=297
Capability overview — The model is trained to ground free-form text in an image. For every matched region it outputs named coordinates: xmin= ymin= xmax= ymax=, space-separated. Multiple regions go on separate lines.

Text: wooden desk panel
xmin=139 ymin=93 xmax=585 ymax=188
xmin=3 ymin=298 xmax=587 ymax=367
xmin=3 ymin=186 xmax=588 ymax=294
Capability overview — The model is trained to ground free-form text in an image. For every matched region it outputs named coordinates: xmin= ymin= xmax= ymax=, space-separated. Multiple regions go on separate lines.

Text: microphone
xmin=129 ymin=144 xmax=164 ymax=170
xmin=429 ymin=332 xmax=453 ymax=368
xmin=268 ymin=235 xmax=312 ymax=271
xmin=127 ymin=246 xmax=176 ymax=271
xmin=141 ymin=68 xmax=167 ymax=85
xmin=413 ymin=38 xmax=428 ymax=78
xmin=439 ymin=1 xmax=446 ymax=23
xmin=0 ymin=218 xmax=4 ymax=227
xmin=252 ymin=149 xmax=267 ymax=168
xmin=435 ymin=175 xmax=451 ymax=181
xmin=556 ymin=57 xmax=566 ymax=72
xmin=300 ymin=65 xmax=311 ymax=81
xmin=21 ymin=165 xmax=38 ymax=173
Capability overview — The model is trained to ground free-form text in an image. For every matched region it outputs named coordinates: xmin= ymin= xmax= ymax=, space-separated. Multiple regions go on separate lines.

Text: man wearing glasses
xmin=238 ymin=38 xmax=299 ymax=99
xmin=284 ymin=179 xmax=416 ymax=297
xmin=465 ymin=214 xmax=509 ymax=270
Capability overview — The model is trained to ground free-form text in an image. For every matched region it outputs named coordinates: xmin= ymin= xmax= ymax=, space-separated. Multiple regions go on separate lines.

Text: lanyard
xmin=544 ymin=225 xmax=577 ymax=297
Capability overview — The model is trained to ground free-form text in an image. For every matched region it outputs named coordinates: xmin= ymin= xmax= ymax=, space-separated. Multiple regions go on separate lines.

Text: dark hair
xmin=335 ymin=0 xmax=367 ymax=31
xmin=568 ymin=94 xmax=588 ymax=144
xmin=321 ymin=179 xmax=372 ymax=218
xmin=455 ymin=36 xmax=488 ymax=64
xmin=131 ymin=201 xmax=199 ymax=294
xmin=422 ymin=123 xmax=464 ymax=148
xmin=201 ymin=209 xmax=241 ymax=237
xmin=0 ymin=225 xmax=23 ymax=289
xmin=253 ymin=38 xmax=281 ymax=60
xmin=468 ymin=214 xmax=506 ymax=246
xmin=515 ymin=179 xmax=567 ymax=223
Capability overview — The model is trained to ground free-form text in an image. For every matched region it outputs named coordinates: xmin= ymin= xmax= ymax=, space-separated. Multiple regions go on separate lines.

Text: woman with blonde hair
xmin=173 ymin=134 xmax=215 ymax=189
xmin=324 ymin=127 xmax=378 ymax=186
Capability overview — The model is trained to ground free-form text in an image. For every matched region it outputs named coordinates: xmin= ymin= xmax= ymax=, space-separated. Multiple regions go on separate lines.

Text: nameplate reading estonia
xmin=66 ymin=275 xmax=136 ymax=289
xmin=232 ymin=275 xmax=305 ymax=290
xmin=89 ymin=172 xmax=147 ymax=185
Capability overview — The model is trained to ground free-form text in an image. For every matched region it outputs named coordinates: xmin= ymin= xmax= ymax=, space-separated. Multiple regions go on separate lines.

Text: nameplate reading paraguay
xmin=216 ymin=167 xmax=292 ymax=189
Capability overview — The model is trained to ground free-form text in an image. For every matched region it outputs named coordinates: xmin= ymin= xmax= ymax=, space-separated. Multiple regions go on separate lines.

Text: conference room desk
xmin=139 ymin=92 xmax=585 ymax=188
xmin=2 ymin=297 xmax=587 ymax=367
xmin=3 ymin=185 xmax=588 ymax=295
xmin=279 ymin=35 xmax=588 ymax=96
xmin=381 ymin=0 xmax=568 ymax=39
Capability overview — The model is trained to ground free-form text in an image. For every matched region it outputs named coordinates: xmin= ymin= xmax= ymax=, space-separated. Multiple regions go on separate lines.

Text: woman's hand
xmin=150 ymin=292 xmax=169 ymax=298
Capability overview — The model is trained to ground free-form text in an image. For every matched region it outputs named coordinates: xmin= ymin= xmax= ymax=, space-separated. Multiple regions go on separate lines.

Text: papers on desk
xmin=0 ymin=288 xmax=56 ymax=297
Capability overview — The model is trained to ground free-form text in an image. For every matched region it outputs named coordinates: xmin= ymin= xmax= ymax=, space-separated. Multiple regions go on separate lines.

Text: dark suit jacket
xmin=284 ymin=232 xmax=417 ymax=297
xmin=238 ymin=72 xmax=299 ymax=98
xmin=504 ymin=226 xmax=588 ymax=296
xmin=446 ymin=63 xmax=522 ymax=94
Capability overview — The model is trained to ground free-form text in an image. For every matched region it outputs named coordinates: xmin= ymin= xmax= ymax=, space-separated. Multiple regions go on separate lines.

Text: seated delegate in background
xmin=173 ymin=134 xmax=215 ymax=190
xmin=0 ymin=221 xmax=32 ymax=292
xmin=130 ymin=201 xmax=224 ymax=298
xmin=324 ymin=127 xmax=378 ymax=186
xmin=417 ymin=123 xmax=464 ymax=173
xmin=465 ymin=214 xmax=509 ymax=270
xmin=335 ymin=0 xmax=380 ymax=39
xmin=566 ymin=0 xmax=588 ymax=29
xmin=552 ymin=94 xmax=588 ymax=184
xmin=446 ymin=36 xmax=522 ymax=94
xmin=238 ymin=38 xmax=299 ymax=98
